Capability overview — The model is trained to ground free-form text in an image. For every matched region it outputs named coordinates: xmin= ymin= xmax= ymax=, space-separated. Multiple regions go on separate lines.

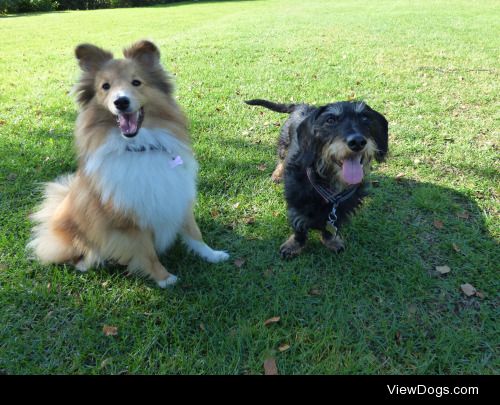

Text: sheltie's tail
xmin=27 ymin=174 xmax=78 ymax=264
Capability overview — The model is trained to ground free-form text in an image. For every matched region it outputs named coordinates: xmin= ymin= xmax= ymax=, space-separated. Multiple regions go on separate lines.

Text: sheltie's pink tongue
xmin=118 ymin=112 xmax=139 ymax=135
xmin=342 ymin=155 xmax=364 ymax=185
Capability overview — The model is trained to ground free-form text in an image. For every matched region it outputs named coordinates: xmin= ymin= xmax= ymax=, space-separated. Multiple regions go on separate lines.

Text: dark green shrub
xmin=1 ymin=0 xmax=183 ymax=13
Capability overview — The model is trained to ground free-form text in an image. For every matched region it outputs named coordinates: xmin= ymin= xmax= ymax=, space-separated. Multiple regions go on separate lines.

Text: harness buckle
xmin=325 ymin=204 xmax=338 ymax=236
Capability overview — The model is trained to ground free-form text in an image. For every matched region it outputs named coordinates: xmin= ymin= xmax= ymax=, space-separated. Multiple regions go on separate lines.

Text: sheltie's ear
xmin=123 ymin=40 xmax=172 ymax=96
xmin=75 ymin=44 xmax=113 ymax=72
xmin=123 ymin=40 xmax=160 ymax=70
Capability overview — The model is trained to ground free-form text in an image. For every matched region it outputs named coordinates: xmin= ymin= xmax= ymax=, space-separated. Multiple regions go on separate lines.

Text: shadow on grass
xmin=1 ymin=133 xmax=497 ymax=373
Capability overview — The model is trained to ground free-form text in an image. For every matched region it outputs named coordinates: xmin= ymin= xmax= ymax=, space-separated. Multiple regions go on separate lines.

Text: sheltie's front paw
xmin=157 ymin=274 xmax=178 ymax=288
xmin=75 ymin=259 xmax=89 ymax=272
xmin=183 ymin=238 xmax=229 ymax=263
xmin=205 ymin=249 xmax=230 ymax=263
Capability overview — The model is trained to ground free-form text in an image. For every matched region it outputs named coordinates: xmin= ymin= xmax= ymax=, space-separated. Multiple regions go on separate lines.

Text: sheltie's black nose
xmin=347 ymin=134 xmax=367 ymax=151
xmin=114 ymin=97 xmax=130 ymax=111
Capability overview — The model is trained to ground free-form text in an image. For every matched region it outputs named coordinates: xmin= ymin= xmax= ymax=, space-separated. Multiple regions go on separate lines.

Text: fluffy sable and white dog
xmin=28 ymin=40 xmax=229 ymax=287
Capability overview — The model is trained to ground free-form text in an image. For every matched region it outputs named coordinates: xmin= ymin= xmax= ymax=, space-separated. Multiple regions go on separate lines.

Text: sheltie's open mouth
xmin=116 ymin=107 xmax=144 ymax=138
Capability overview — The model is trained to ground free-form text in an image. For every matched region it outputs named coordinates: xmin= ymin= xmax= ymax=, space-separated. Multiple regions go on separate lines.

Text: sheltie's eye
xmin=102 ymin=83 xmax=110 ymax=90
xmin=132 ymin=80 xmax=142 ymax=87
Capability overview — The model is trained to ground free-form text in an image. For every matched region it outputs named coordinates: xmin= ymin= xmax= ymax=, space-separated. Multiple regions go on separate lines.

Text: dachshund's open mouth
xmin=340 ymin=155 xmax=364 ymax=185
xmin=116 ymin=107 xmax=144 ymax=138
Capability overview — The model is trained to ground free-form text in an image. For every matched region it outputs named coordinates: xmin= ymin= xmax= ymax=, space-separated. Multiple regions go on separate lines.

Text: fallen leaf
xmin=460 ymin=283 xmax=476 ymax=297
xmin=395 ymin=173 xmax=405 ymax=181
xmin=436 ymin=265 xmax=451 ymax=274
xmin=433 ymin=220 xmax=444 ymax=229
xmin=263 ymin=358 xmax=278 ymax=375
xmin=0 ymin=120 xmax=6 ymax=126
xmin=308 ymin=288 xmax=321 ymax=296
xmin=413 ymin=158 xmax=421 ymax=165
xmin=264 ymin=316 xmax=280 ymax=326
xmin=234 ymin=258 xmax=246 ymax=268
xmin=257 ymin=164 xmax=267 ymax=171
xmin=47 ymin=282 xmax=51 ymax=292
xmin=210 ymin=209 xmax=220 ymax=218
xmin=457 ymin=211 xmax=470 ymax=219
xmin=199 ymin=323 xmax=206 ymax=332
xmin=395 ymin=331 xmax=402 ymax=345
xmin=102 ymin=325 xmax=118 ymax=336
xmin=100 ymin=358 xmax=113 ymax=369
xmin=0 ymin=264 xmax=7 ymax=272
xmin=243 ymin=216 xmax=255 ymax=225
xmin=232 ymin=202 xmax=240 ymax=209
xmin=101 ymin=280 xmax=109 ymax=287
xmin=475 ymin=291 xmax=485 ymax=299
xmin=272 ymin=211 xmax=281 ymax=217
xmin=278 ymin=344 xmax=290 ymax=352
xmin=452 ymin=243 xmax=461 ymax=253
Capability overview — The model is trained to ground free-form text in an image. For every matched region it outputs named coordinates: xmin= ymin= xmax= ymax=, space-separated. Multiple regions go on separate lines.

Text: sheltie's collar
xmin=125 ymin=144 xmax=169 ymax=153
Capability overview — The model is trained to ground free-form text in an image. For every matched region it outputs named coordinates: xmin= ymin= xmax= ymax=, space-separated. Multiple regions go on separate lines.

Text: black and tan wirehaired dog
xmin=245 ymin=99 xmax=388 ymax=259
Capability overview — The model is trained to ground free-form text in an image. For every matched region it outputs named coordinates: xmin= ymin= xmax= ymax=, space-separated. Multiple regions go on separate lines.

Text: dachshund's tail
xmin=244 ymin=99 xmax=296 ymax=113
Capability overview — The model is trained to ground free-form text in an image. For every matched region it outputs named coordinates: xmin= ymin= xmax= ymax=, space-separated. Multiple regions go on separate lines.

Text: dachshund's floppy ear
xmin=75 ymin=44 xmax=113 ymax=73
xmin=297 ymin=106 xmax=326 ymax=142
xmin=296 ymin=107 xmax=325 ymax=168
xmin=365 ymin=106 xmax=388 ymax=162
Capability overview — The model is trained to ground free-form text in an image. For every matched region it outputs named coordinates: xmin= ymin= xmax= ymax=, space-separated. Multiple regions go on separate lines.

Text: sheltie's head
xmin=74 ymin=40 xmax=183 ymax=140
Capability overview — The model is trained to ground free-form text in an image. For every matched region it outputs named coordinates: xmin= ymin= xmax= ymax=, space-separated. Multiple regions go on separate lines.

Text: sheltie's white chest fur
xmin=84 ymin=128 xmax=198 ymax=252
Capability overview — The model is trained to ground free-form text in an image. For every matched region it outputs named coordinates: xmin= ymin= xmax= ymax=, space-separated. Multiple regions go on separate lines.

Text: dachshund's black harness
xmin=306 ymin=167 xmax=359 ymax=236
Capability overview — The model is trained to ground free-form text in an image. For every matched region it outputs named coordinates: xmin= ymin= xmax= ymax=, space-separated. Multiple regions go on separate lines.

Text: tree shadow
xmin=1 ymin=103 xmax=497 ymax=374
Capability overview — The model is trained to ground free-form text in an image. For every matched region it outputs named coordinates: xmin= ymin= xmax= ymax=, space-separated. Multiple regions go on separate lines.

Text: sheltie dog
xmin=27 ymin=40 xmax=229 ymax=287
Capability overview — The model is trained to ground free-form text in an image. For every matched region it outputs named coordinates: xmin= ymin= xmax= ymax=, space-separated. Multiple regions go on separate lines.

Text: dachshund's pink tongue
xmin=342 ymin=155 xmax=363 ymax=185
xmin=118 ymin=112 xmax=139 ymax=135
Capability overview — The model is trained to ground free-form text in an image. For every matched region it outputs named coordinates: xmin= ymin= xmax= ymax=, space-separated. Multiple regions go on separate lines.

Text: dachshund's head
xmin=296 ymin=101 xmax=388 ymax=186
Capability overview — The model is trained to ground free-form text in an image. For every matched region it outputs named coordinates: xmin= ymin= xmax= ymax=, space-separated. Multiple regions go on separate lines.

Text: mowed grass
xmin=0 ymin=0 xmax=498 ymax=374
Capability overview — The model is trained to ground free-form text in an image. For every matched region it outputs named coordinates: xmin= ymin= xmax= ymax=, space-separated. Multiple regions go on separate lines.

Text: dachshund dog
xmin=245 ymin=99 xmax=388 ymax=259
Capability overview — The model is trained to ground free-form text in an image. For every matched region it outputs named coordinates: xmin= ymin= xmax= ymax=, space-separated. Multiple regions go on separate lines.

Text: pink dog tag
xmin=169 ymin=155 xmax=183 ymax=168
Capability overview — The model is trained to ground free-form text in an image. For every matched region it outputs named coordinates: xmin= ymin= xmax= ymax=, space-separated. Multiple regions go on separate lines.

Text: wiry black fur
xmin=245 ymin=99 xmax=389 ymax=259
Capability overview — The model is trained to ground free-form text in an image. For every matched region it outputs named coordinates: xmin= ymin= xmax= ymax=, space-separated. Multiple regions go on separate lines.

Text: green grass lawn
xmin=0 ymin=0 xmax=498 ymax=374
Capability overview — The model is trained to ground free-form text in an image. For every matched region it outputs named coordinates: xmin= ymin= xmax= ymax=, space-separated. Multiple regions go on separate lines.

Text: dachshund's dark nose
xmin=347 ymin=134 xmax=367 ymax=151
xmin=114 ymin=97 xmax=130 ymax=111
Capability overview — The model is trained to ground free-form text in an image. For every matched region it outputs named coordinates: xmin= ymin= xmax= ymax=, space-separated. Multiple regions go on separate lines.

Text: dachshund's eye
xmin=132 ymin=80 xmax=142 ymax=87
xmin=326 ymin=116 xmax=337 ymax=124
xmin=102 ymin=83 xmax=110 ymax=90
xmin=361 ymin=115 xmax=369 ymax=123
